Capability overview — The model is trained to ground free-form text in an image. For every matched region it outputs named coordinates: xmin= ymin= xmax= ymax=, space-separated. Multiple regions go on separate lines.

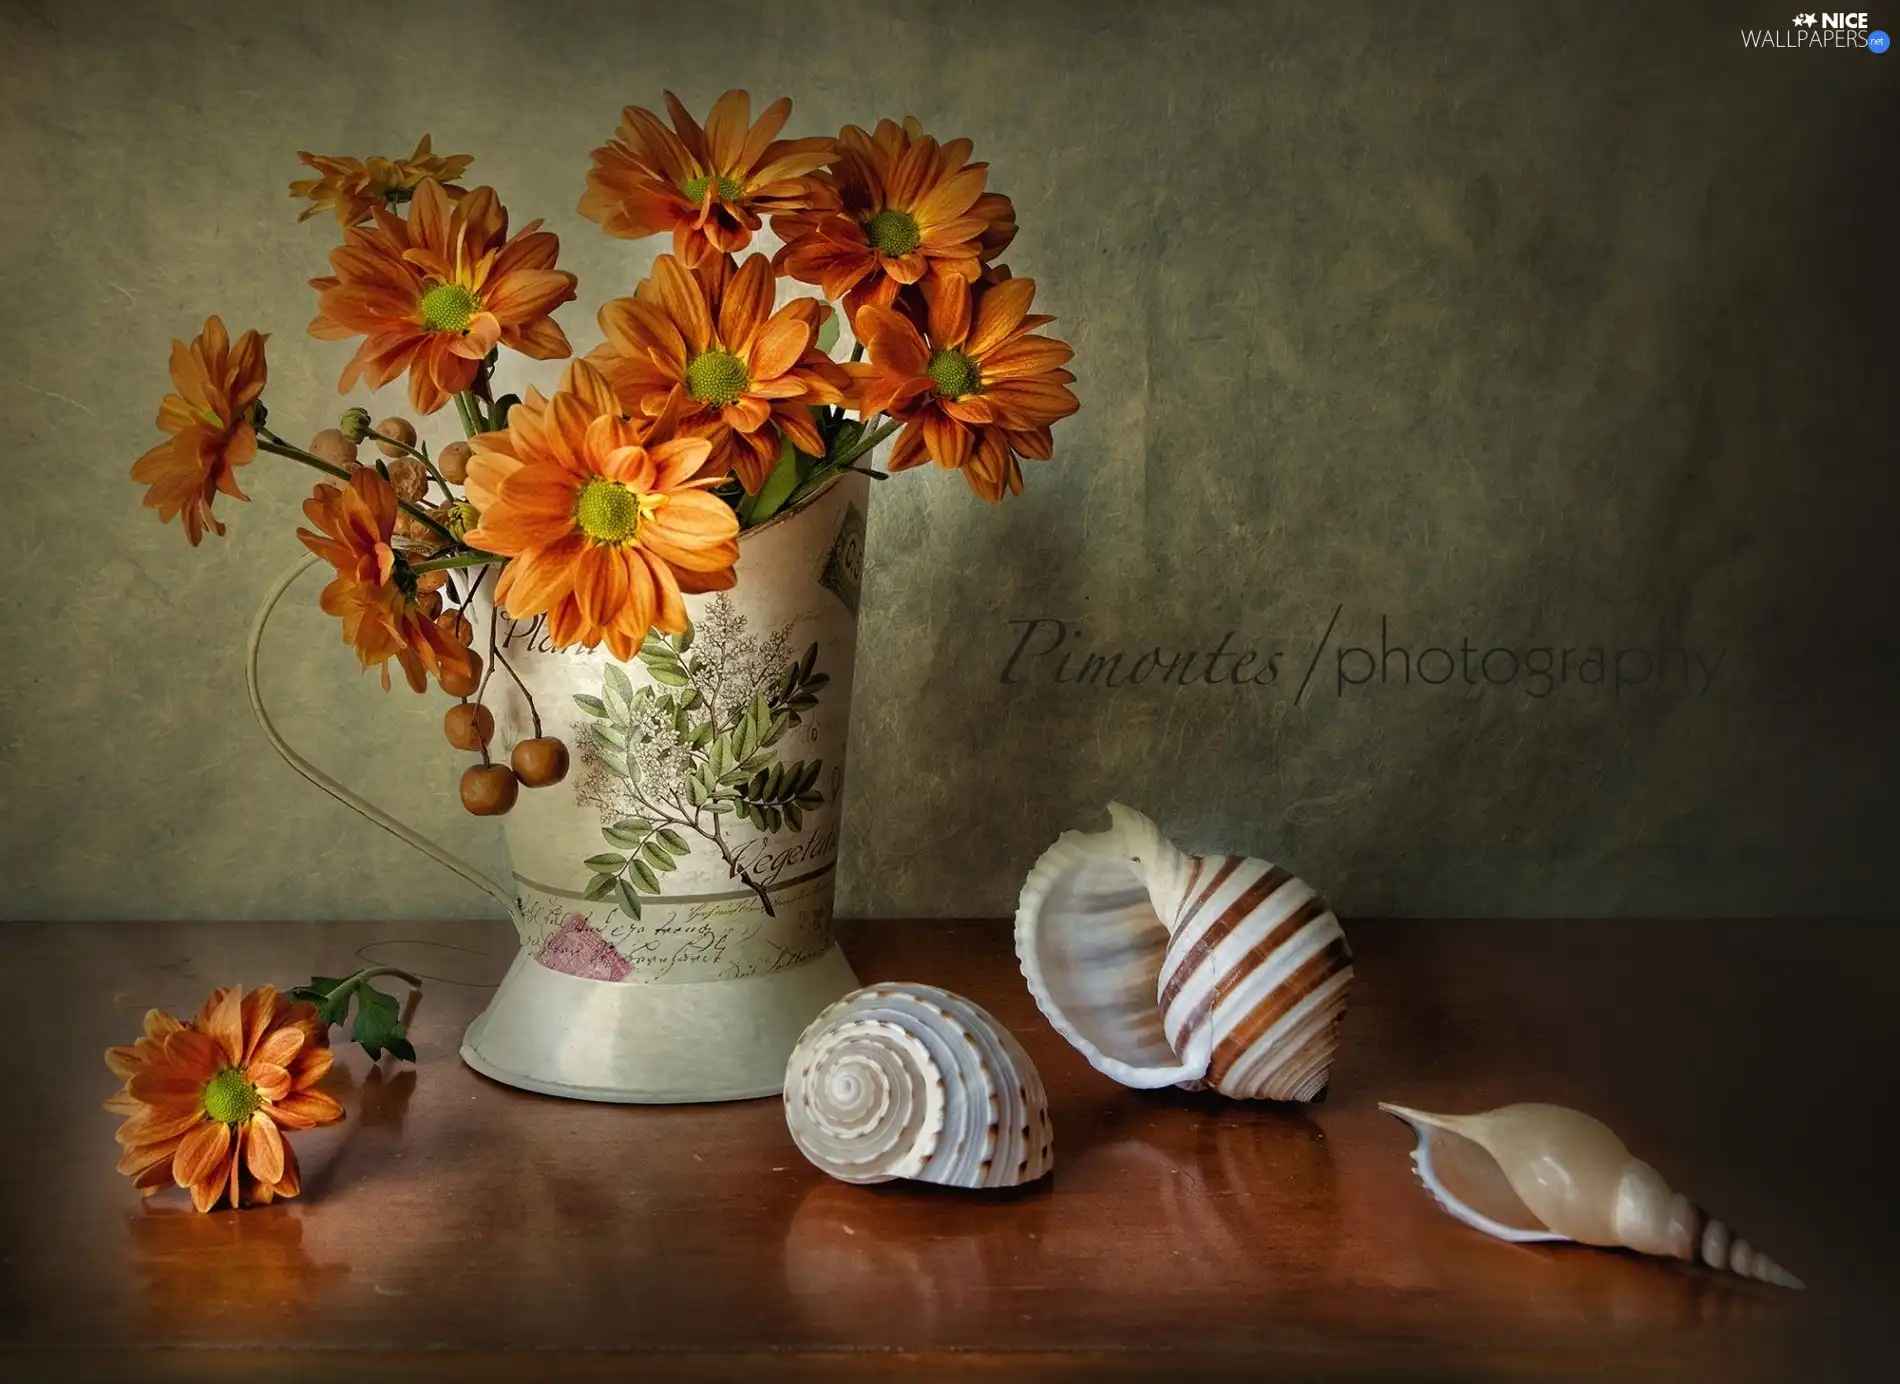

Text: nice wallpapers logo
xmin=1741 ymin=11 xmax=1891 ymax=49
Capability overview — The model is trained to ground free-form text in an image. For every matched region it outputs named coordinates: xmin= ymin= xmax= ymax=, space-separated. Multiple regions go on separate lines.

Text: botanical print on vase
xmin=571 ymin=593 xmax=829 ymax=922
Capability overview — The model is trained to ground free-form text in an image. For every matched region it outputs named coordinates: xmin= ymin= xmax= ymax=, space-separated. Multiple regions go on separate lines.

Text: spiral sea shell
xmin=1380 ymin=1102 xmax=1804 ymax=1289
xmin=1014 ymin=802 xmax=1352 ymax=1101
xmin=783 ymin=983 xmax=1055 ymax=1189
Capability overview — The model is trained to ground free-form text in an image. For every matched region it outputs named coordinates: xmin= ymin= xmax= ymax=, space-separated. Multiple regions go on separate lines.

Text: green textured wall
xmin=2 ymin=0 xmax=1893 ymax=922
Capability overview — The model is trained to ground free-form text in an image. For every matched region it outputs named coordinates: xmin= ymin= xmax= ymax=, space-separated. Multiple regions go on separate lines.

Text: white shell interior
xmin=783 ymin=983 xmax=1054 ymax=1189
xmin=1014 ymin=821 xmax=1210 ymax=1089
xmin=1380 ymin=1104 xmax=1568 ymax=1244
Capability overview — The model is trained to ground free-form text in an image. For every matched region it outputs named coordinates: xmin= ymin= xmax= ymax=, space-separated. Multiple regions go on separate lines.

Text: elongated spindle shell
xmin=1380 ymin=1101 xmax=1804 ymax=1289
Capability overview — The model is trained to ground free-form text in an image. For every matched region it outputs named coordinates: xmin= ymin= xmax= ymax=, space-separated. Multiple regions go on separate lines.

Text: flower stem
xmin=411 ymin=550 xmax=505 ymax=574
xmin=493 ymin=644 xmax=542 ymax=737
xmin=321 ymin=965 xmax=424 ymax=1023
xmin=257 ymin=432 xmax=459 ymax=545
xmin=830 ymin=416 xmax=900 ymax=470
xmin=454 ymin=390 xmax=486 ymax=439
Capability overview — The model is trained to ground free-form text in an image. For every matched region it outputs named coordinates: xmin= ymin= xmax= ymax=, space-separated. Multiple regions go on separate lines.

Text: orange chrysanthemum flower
xmin=578 ymin=89 xmax=834 ymax=268
xmin=289 ymin=135 xmax=474 ymax=227
xmin=130 ymin=315 xmax=268 ymax=546
xmin=298 ymin=468 xmax=476 ymax=692
xmin=461 ymin=361 xmax=739 ymax=658
xmin=308 ymin=179 xmax=577 ymax=414
xmin=849 ymin=274 xmax=1077 ymax=502
xmin=773 ymin=117 xmax=1017 ymax=321
xmin=105 ymin=985 xmax=343 ymax=1213
xmin=588 ymin=253 xmax=852 ymax=493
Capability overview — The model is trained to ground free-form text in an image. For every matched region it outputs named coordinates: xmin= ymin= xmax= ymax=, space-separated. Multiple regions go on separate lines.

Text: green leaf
xmin=673 ymin=626 xmax=695 ymax=654
xmin=584 ymin=873 xmax=618 ymax=900
xmin=584 ymin=852 xmax=628 ymax=871
xmin=288 ymin=975 xmax=354 ymax=1030
xmin=690 ymin=722 xmax=715 ymax=748
xmin=648 ymin=662 xmax=691 ymax=687
xmin=798 ymin=642 xmax=818 ymax=682
xmin=688 ymin=777 xmax=709 ymax=807
xmin=816 ymin=308 xmax=840 ymax=356
xmin=737 ymin=435 xmax=800 ymax=528
xmin=615 ymin=877 xmax=641 ymax=918
xmin=629 ymin=860 xmax=662 ymax=893
xmin=642 ymin=841 xmax=677 ymax=872
xmin=604 ymin=819 xmax=652 ymax=848
xmin=657 ymin=827 xmax=690 ymax=854
xmin=795 ymin=760 xmax=823 ymax=794
xmin=784 ymin=801 xmax=803 ymax=833
xmin=573 ymin=694 xmax=609 ymax=718
xmin=350 ymin=982 xmax=414 ymax=1063
xmin=594 ymin=723 xmax=628 ymax=750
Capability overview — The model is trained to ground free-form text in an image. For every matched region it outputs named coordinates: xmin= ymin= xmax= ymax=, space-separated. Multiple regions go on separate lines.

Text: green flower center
xmin=682 ymin=172 xmax=746 ymax=203
xmin=864 ymin=209 xmax=922 ymax=257
xmin=420 ymin=282 xmax=479 ymax=333
xmin=575 ymin=479 xmax=664 ymax=545
xmin=685 ymin=348 xmax=750 ymax=407
xmin=202 ymin=1068 xmax=262 ymax=1125
xmin=926 ymin=348 xmax=982 ymax=399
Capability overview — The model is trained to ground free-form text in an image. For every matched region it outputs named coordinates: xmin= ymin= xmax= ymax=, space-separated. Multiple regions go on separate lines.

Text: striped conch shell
xmin=1014 ymin=802 xmax=1352 ymax=1101
xmin=783 ymin=983 xmax=1055 ymax=1189
xmin=1380 ymin=1102 xmax=1804 ymax=1289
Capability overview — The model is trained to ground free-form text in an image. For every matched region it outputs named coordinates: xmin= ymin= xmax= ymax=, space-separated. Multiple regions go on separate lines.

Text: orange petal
xmin=275 ymin=1087 xmax=346 ymax=1128
xmin=128 ymin=1067 xmax=209 ymax=1105
xmin=200 ymin=987 xmax=245 ymax=1068
xmin=247 ymin=1062 xmax=292 ymax=1103
xmin=173 ymin=1119 xmax=231 ymax=1190
xmin=746 ymin=316 xmax=809 ymax=383
xmin=648 ymin=256 xmax=714 ymax=354
xmin=245 ymin=1114 xmax=286 ymax=1186
xmin=251 ymin=1025 xmax=304 ymax=1071
xmin=273 ymin=1141 xmax=304 ymax=1199
xmin=718 ymin=254 xmax=776 ymax=350
xmin=238 ymin=985 xmax=283 ymax=1064
xmin=702 ymin=89 xmax=752 ymax=173
xmin=965 ymin=277 xmax=1038 ymax=358
xmin=104 ymin=1044 xmax=146 ymax=1082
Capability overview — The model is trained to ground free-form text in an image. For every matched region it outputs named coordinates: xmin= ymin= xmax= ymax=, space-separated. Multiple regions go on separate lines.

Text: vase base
xmin=459 ymin=943 xmax=861 ymax=1104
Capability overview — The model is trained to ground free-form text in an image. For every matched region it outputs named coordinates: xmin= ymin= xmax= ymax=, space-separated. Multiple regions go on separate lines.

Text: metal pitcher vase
xmin=247 ymin=470 xmax=871 ymax=1102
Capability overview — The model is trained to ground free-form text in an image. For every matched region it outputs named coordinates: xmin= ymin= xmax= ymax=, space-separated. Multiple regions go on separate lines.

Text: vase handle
xmin=245 ymin=555 xmax=518 ymax=913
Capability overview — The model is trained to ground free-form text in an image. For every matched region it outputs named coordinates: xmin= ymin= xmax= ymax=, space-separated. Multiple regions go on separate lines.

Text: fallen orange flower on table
xmin=105 ymin=985 xmax=344 ymax=1212
xmin=129 ymin=314 xmax=269 ymax=546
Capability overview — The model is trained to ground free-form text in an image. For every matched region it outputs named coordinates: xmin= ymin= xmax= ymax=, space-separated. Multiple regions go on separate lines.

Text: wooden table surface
xmin=1 ymin=916 xmax=1892 ymax=1382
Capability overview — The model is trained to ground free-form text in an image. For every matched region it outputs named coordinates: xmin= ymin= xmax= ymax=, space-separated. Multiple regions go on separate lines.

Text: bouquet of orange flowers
xmin=130 ymin=92 xmax=1078 ymax=818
